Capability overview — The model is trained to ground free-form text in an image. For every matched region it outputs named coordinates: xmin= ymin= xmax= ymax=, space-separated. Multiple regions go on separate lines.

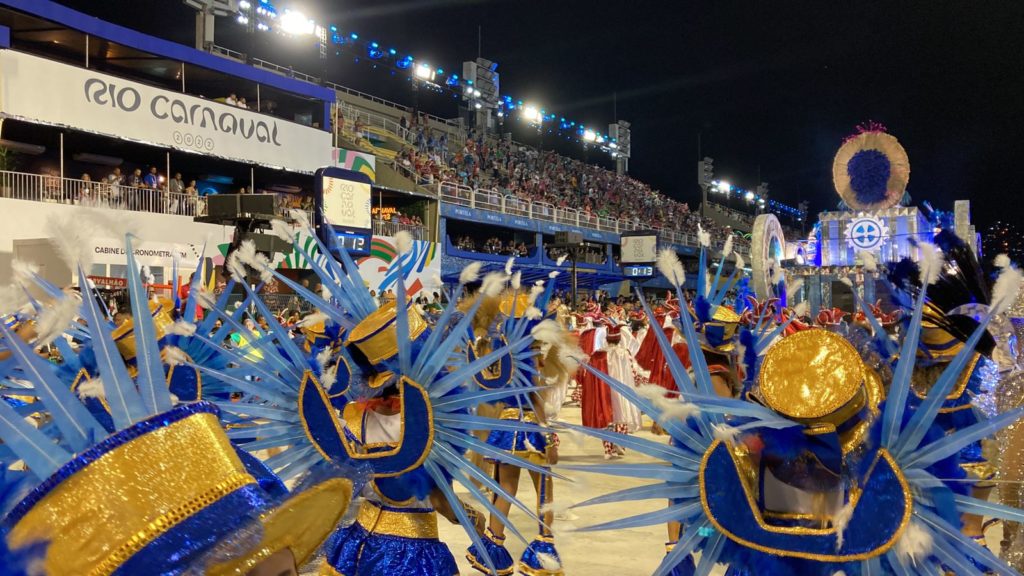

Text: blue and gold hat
xmin=345 ymin=299 xmax=428 ymax=372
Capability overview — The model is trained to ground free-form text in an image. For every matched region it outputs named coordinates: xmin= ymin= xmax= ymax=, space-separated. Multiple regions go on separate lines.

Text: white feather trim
xmin=839 ymin=276 xmax=853 ymax=287
xmin=536 ymin=553 xmax=562 ymax=571
xmin=711 ymin=422 xmax=741 ymax=444
xmin=394 ymin=230 xmax=413 ymax=255
xmin=917 ymin=242 xmax=942 ymax=285
xmin=895 ymin=520 xmax=932 ymax=564
xmin=46 ymin=216 xmax=95 ymax=268
xmin=528 ymin=284 xmax=545 ymax=305
xmin=636 ymin=384 xmax=669 ymax=402
xmin=657 ymin=249 xmax=686 ymax=287
xmin=10 ymin=260 xmax=39 ymax=283
xmin=76 ymin=377 xmax=106 ymax=400
xmin=660 ymin=399 xmax=700 ymax=422
xmin=36 ymin=294 xmax=82 ymax=346
xmin=226 ymin=251 xmax=247 ymax=283
xmin=991 ymin=264 xmax=1023 ymax=315
xmin=858 ymin=250 xmax=878 ymax=273
xmin=504 ymin=257 xmax=515 ymax=275
xmin=320 ymin=364 xmax=338 ymax=391
xmin=0 ymin=284 xmax=29 ymax=316
xmin=299 ymin=312 xmax=329 ymax=328
xmin=511 ymin=271 xmax=522 ymax=290
xmin=480 ymin=272 xmax=508 ymax=297
xmin=832 ymin=500 xmax=856 ymax=550
xmin=269 ymin=219 xmax=296 ymax=244
xmin=697 ymin=223 xmax=711 ymax=248
xmin=548 ymin=271 xmax=560 ymax=279
xmin=722 ymin=235 xmax=734 ymax=258
xmin=556 ymin=254 xmax=568 ymax=266
xmin=431 ymin=274 xmax=443 ymax=288
xmin=995 ymin=254 xmax=1012 ymax=269
xmin=459 ymin=262 xmax=483 ymax=285
xmin=288 ymin=209 xmax=309 ymax=225
xmin=168 ymin=320 xmax=197 ymax=336
xmin=735 ymin=253 xmax=746 ymax=272
xmin=531 ymin=319 xmax=563 ymax=345
xmin=164 ymin=346 xmax=188 ymax=367
xmin=316 ymin=347 xmax=332 ymax=370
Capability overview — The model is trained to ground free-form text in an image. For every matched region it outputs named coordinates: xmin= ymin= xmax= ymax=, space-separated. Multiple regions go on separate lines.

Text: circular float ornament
xmin=833 ymin=129 xmax=910 ymax=211
xmin=844 ymin=216 xmax=891 ymax=251
xmin=750 ymin=214 xmax=786 ymax=299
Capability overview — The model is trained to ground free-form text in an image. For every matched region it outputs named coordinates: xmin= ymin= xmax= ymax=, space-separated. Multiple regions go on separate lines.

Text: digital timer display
xmin=622 ymin=265 xmax=655 ymax=278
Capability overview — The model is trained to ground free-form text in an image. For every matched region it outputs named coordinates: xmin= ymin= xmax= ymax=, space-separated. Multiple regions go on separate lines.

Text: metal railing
xmin=0 ymin=171 xmax=206 ymax=217
xmin=436 ymin=182 xmax=749 ymax=254
xmin=372 ymin=219 xmax=428 ymax=240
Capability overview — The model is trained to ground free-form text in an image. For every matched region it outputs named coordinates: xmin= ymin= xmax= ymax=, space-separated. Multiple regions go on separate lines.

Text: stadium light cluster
xmin=226 ymin=0 xmax=621 ymax=154
xmin=709 ymin=179 xmax=806 ymax=220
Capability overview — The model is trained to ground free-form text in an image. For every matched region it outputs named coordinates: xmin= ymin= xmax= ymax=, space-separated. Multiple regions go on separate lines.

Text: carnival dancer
xmin=202 ymin=224 xmax=563 ymax=576
xmin=465 ymin=283 xmax=580 ymax=576
xmin=0 ymin=241 xmax=354 ymax=575
xmin=579 ymin=324 xmax=644 ymax=459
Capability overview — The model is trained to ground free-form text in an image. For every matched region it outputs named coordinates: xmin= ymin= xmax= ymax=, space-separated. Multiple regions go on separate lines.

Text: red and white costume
xmin=579 ymin=325 xmax=644 ymax=457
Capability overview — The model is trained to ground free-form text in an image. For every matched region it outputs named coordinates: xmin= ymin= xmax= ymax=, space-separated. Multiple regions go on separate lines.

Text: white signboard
xmin=620 ymin=234 xmax=658 ymax=263
xmin=322 ymin=175 xmax=372 ymax=230
xmin=0 ymin=50 xmax=332 ymax=173
xmin=91 ymin=238 xmax=200 ymax=267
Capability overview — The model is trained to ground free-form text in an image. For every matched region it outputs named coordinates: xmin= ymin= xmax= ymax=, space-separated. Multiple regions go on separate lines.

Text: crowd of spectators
xmin=453 ymin=235 xmax=531 ymax=257
xmin=393 ymin=122 xmax=748 ymax=248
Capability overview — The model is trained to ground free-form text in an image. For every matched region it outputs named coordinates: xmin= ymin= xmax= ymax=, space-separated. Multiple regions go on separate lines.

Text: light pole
xmin=698 ymin=156 xmax=714 ymax=218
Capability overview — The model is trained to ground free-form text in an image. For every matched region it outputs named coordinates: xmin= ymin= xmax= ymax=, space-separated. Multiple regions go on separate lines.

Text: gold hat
xmin=5 ymin=404 xmax=352 ymax=576
xmin=111 ymin=298 xmax=176 ymax=362
xmin=697 ymin=305 xmax=742 ymax=353
xmin=758 ymin=330 xmax=867 ymax=424
xmin=345 ymin=300 xmax=427 ymax=366
xmin=499 ymin=293 xmax=532 ymax=319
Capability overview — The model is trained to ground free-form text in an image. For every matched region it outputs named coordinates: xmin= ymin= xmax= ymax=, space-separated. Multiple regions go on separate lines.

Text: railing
xmin=372 ymin=219 xmax=428 ymax=240
xmin=0 ymin=171 xmax=206 ymax=217
xmin=436 ymin=182 xmax=749 ymax=254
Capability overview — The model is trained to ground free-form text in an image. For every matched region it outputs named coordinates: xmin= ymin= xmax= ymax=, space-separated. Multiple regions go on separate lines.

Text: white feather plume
xmin=995 ymin=254 xmax=1012 ymax=269
xmin=504 ymin=257 xmax=515 ymax=275
xmin=480 ymin=272 xmax=508 ymax=297
xmin=991 ymin=264 xmax=1023 ymax=315
xmin=531 ymin=319 xmax=563 ymax=346
xmin=76 ymin=377 xmax=106 ymax=400
xmin=786 ymin=278 xmax=805 ymax=302
xmin=288 ymin=209 xmax=309 ymax=225
xmin=10 ymin=260 xmax=39 ymax=283
xmin=832 ymin=500 xmax=856 ymax=550
xmin=299 ymin=312 xmax=329 ymax=328
xmin=320 ymin=364 xmax=338 ymax=391
xmin=226 ymin=251 xmax=247 ymax=283
xmin=511 ymin=271 xmax=522 ymax=290
xmin=431 ymin=274 xmax=443 ymax=289
xmin=735 ymin=252 xmax=746 ymax=272
xmin=793 ymin=301 xmax=809 ymax=318
xmin=859 ymin=250 xmax=878 ymax=273
xmin=528 ymin=283 xmax=545 ymax=305
xmin=839 ymin=276 xmax=853 ymax=287
xmin=656 ymin=248 xmax=686 ymax=287
xmin=917 ymin=242 xmax=942 ymax=285
xmin=194 ymin=287 xmax=216 ymax=309
xmin=459 ymin=262 xmax=483 ymax=285
xmin=36 ymin=293 xmax=82 ymax=346
xmin=697 ymin=223 xmax=711 ymax=248
xmin=269 ymin=219 xmax=296 ymax=244
xmin=895 ymin=520 xmax=932 ymax=565
xmin=539 ymin=499 xmax=578 ymax=521
xmin=316 ymin=347 xmax=332 ymax=370
xmin=536 ymin=553 xmax=562 ymax=571
xmin=168 ymin=320 xmax=197 ymax=336
xmin=660 ymin=399 xmax=701 ymax=422
xmin=46 ymin=216 xmax=95 ymax=268
xmin=525 ymin=307 xmax=544 ymax=320
xmin=548 ymin=271 xmax=560 ymax=279
xmin=80 ymin=207 xmax=141 ymax=240
xmin=394 ymin=230 xmax=413 ymax=255
xmin=722 ymin=235 xmax=734 ymax=258
xmin=140 ymin=265 xmax=156 ymax=285
xmin=0 ymin=284 xmax=29 ymax=316
xmin=556 ymin=254 xmax=568 ymax=266
xmin=164 ymin=346 xmax=189 ymax=367
xmin=253 ymin=252 xmax=274 ymax=285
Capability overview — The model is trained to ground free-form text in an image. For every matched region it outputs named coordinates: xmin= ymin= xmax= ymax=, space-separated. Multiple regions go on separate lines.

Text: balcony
xmin=0 ymin=170 xmax=205 ymax=216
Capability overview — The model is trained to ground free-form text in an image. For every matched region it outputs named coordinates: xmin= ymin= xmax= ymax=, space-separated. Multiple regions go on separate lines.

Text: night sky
xmin=59 ymin=1 xmax=1024 ymax=227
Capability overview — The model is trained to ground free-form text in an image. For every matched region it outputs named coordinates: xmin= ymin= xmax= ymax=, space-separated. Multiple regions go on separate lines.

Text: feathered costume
xmin=0 ymin=238 xmax=353 ymax=575
xmin=196 ymin=220 xmax=569 ymax=576
xmin=557 ymin=240 xmax=1024 ymax=575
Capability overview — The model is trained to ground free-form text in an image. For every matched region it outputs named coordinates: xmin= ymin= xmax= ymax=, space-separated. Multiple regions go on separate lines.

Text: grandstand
xmin=0 ymin=0 xmax=757 ymax=305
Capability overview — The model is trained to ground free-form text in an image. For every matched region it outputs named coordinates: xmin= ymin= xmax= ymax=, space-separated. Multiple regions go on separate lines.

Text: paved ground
xmin=438 ymin=405 xmax=723 ymax=575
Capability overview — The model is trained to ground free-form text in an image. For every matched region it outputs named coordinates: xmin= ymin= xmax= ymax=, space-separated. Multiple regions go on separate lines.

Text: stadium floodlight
xmin=522 ymin=105 xmax=543 ymax=124
xmin=745 ymin=190 xmax=756 ymax=201
xmin=717 ymin=180 xmax=731 ymax=193
xmin=414 ymin=62 xmax=436 ymax=81
xmin=583 ymin=129 xmax=597 ymax=143
xmin=279 ymin=8 xmax=315 ymax=35
xmin=239 ymin=0 xmax=250 ymax=8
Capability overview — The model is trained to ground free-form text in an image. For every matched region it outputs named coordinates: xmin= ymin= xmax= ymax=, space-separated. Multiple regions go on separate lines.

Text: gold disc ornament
xmin=832 ymin=127 xmax=910 ymax=211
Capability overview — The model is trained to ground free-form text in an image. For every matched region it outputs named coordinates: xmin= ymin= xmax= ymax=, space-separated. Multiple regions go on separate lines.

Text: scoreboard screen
xmin=620 ymin=234 xmax=658 ymax=264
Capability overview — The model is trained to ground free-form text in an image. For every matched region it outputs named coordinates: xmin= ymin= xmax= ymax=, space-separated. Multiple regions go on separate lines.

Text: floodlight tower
xmin=698 ymin=156 xmax=714 ymax=217
xmin=183 ymin=0 xmax=238 ymax=51
xmin=463 ymin=58 xmax=500 ymax=133
xmin=609 ymin=120 xmax=631 ymax=175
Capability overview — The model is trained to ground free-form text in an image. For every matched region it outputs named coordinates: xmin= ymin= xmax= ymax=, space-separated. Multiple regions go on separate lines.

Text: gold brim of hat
xmin=209 ymin=477 xmax=352 ymax=575
xmin=499 ymin=292 xmax=532 ymax=319
xmin=368 ymin=370 xmax=396 ymax=389
xmin=758 ymin=330 xmax=865 ymax=421
xmin=111 ymin=298 xmax=176 ymax=361
xmin=832 ymin=131 xmax=910 ymax=211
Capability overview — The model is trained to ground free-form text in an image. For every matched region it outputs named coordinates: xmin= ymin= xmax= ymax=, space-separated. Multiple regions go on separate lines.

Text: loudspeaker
xmin=206 ymin=194 xmax=241 ymax=219
xmin=240 ymin=194 xmax=276 ymax=216
xmin=554 ymin=231 xmax=583 ymax=247
xmin=239 ymin=232 xmax=291 ymax=255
